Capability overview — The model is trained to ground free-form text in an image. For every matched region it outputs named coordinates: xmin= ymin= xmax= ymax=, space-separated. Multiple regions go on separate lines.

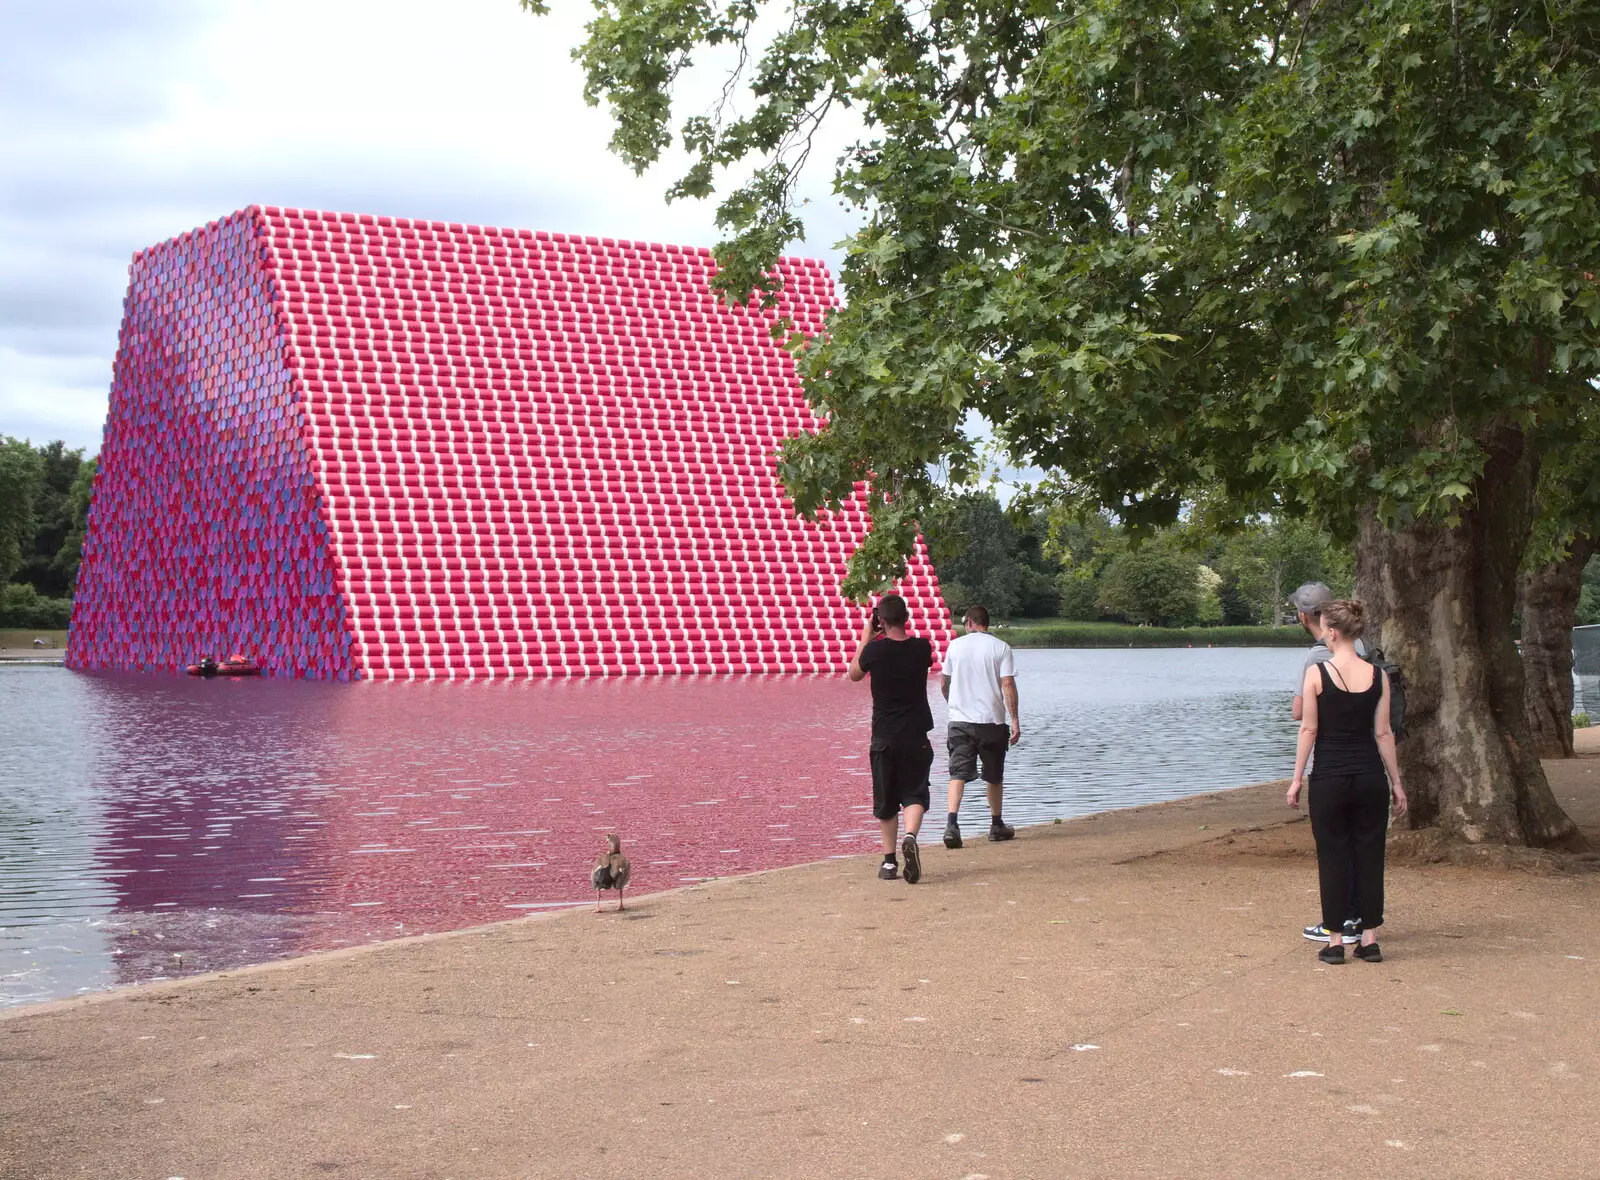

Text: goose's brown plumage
xmin=590 ymin=833 xmax=631 ymax=912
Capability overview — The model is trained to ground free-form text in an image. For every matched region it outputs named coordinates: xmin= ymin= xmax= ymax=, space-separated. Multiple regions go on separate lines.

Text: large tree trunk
xmin=1355 ymin=425 xmax=1581 ymax=848
xmin=1519 ymin=535 xmax=1596 ymax=759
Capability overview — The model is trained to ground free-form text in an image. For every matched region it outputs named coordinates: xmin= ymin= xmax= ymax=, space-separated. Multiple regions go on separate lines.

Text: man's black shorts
xmin=948 ymin=721 xmax=1009 ymax=785
xmin=869 ymin=737 xmax=934 ymax=821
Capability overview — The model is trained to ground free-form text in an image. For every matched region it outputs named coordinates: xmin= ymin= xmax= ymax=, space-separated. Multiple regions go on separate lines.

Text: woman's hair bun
xmin=1322 ymin=598 xmax=1367 ymax=639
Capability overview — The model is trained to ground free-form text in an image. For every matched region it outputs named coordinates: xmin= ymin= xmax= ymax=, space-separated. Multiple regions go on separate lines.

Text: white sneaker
xmin=1302 ymin=921 xmax=1360 ymax=945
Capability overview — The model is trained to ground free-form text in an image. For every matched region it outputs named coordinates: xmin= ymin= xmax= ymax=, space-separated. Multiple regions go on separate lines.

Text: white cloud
xmin=0 ymin=0 xmax=863 ymax=452
xmin=0 ymin=344 xmax=112 ymax=445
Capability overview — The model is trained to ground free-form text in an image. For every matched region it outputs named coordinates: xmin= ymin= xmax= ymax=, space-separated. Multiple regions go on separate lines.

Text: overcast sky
xmin=0 ymin=0 xmax=862 ymax=453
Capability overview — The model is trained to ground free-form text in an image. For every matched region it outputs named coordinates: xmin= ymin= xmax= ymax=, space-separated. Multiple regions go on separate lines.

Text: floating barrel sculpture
xmin=67 ymin=207 xmax=950 ymax=680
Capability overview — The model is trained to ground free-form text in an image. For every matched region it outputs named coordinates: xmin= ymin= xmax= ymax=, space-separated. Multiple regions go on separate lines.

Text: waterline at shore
xmin=1 ymin=648 xmax=1304 ymax=1007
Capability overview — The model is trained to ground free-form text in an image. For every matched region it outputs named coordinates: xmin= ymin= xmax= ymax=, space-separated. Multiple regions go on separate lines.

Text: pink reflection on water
xmin=87 ymin=672 xmax=886 ymax=982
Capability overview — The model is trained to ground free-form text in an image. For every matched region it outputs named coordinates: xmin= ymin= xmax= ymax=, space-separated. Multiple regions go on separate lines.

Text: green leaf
xmin=546 ymin=0 xmax=1600 ymax=643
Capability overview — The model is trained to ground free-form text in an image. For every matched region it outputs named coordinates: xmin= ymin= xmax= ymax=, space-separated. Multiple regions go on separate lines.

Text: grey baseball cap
xmin=1288 ymin=582 xmax=1334 ymax=614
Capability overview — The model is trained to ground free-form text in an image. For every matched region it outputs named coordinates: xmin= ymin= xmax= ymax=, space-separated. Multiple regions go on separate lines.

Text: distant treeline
xmin=924 ymin=489 xmax=1600 ymax=632
xmin=1581 ymin=561 xmax=1600 ymax=627
xmin=0 ymin=438 xmax=95 ymax=629
xmin=924 ymin=490 xmax=1352 ymax=628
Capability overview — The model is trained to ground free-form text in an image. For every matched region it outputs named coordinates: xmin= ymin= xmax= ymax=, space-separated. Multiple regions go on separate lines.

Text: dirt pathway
xmin=3 ymin=758 xmax=1598 ymax=1179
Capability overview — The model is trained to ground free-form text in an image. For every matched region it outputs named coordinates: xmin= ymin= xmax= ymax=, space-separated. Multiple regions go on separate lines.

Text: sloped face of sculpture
xmin=68 ymin=207 xmax=949 ymax=680
xmin=68 ymin=211 xmax=352 ymax=679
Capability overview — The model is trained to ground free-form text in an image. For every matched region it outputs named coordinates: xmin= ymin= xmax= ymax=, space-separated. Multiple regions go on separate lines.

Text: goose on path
xmin=591 ymin=834 xmax=631 ymax=912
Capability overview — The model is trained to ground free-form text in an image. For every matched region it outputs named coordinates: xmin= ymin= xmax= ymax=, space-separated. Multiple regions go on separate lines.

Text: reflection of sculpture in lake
xmin=68 ymin=207 xmax=950 ymax=681
xmin=8 ymin=648 xmax=1310 ymax=1005
xmin=82 ymin=674 xmax=327 ymax=983
xmin=78 ymin=671 xmax=881 ymax=985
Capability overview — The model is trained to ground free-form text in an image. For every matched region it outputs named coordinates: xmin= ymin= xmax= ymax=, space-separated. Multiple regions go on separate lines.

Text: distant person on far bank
xmin=1286 ymin=599 xmax=1407 ymax=966
xmin=940 ymin=605 xmax=1020 ymax=849
xmin=1289 ymin=582 xmax=1367 ymax=946
xmin=849 ymin=594 xmax=934 ymax=884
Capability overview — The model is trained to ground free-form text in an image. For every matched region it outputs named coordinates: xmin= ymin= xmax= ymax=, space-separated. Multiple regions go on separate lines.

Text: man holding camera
xmin=849 ymin=594 xmax=934 ymax=883
xmin=940 ymin=604 xmax=1020 ymax=848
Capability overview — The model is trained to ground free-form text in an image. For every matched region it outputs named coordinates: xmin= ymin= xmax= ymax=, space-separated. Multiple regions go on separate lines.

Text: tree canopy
xmin=16 ymin=441 xmax=90 ymax=598
xmin=0 ymin=437 xmax=43 ymax=588
xmin=538 ymin=0 xmax=1600 ymax=845
xmin=924 ymin=490 xmax=1059 ymax=617
xmin=0 ymin=438 xmax=94 ymax=626
xmin=1095 ymin=537 xmax=1202 ymax=627
xmin=538 ymin=0 xmax=1600 ymax=591
xmin=1580 ymin=556 xmax=1600 ymax=626
xmin=1216 ymin=519 xmax=1351 ymax=626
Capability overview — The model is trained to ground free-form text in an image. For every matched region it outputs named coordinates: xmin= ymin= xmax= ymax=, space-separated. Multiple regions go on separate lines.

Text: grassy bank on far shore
xmin=0 ymin=629 xmax=68 ymax=650
xmin=990 ymin=620 xmax=1307 ymax=648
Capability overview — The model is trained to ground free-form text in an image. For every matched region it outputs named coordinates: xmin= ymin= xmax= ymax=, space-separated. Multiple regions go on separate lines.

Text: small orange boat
xmin=185 ymin=654 xmax=261 ymax=678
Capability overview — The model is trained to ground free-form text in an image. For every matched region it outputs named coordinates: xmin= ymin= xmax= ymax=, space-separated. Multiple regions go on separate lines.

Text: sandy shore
xmin=3 ymin=756 xmax=1598 ymax=1179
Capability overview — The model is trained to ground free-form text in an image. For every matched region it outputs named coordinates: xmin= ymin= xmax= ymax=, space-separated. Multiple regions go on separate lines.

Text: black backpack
xmin=1367 ymin=648 xmax=1407 ymax=741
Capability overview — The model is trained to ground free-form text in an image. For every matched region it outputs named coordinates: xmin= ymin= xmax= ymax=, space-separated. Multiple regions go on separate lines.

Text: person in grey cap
xmin=1289 ymin=581 xmax=1366 ymax=945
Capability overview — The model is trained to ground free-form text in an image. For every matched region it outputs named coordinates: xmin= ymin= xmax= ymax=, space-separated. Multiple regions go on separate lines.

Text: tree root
xmin=1388 ymin=827 xmax=1600 ymax=874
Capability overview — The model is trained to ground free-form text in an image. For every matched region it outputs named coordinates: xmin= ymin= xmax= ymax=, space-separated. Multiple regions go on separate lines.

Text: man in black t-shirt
xmin=849 ymin=593 xmax=934 ymax=883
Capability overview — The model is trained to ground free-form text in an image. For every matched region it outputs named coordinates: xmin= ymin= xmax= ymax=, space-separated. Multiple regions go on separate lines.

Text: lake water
xmin=0 ymin=648 xmax=1302 ymax=1007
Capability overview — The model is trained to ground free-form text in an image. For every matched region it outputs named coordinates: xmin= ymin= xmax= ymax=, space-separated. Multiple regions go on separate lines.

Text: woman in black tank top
xmin=1310 ymin=661 xmax=1386 ymax=775
xmin=1286 ymin=600 xmax=1407 ymax=965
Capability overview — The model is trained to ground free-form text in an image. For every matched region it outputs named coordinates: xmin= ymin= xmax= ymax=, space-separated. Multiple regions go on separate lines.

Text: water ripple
xmin=1 ymin=647 xmax=1301 ymax=1006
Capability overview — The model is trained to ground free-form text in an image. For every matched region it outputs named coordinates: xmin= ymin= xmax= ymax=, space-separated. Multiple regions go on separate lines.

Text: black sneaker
xmin=943 ymin=820 xmax=962 ymax=849
xmin=901 ymin=836 xmax=922 ymax=884
xmin=1303 ymin=923 xmax=1333 ymax=943
xmin=1318 ymin=945 xmax=1346 ymax=965
xmin=878 ymin=859 xmax=898 ymax=881
xmin=1353 ymin=941 xmax=1382 ymax=963
xmin=988 ymin=820 xmax=1015 ymax=842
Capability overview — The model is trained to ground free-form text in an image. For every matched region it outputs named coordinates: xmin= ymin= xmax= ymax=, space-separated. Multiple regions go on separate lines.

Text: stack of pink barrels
xmin=67 ymin=207 xmax=951 ymax=680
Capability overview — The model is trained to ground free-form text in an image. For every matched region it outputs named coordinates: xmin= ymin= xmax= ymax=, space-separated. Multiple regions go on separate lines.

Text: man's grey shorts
xmin=948 ymin=722 xmax=1009 ymax=785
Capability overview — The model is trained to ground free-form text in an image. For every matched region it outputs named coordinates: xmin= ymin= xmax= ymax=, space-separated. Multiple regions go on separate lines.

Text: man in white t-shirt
xmin=939 ymin=604 xmax=1020 ymax=849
